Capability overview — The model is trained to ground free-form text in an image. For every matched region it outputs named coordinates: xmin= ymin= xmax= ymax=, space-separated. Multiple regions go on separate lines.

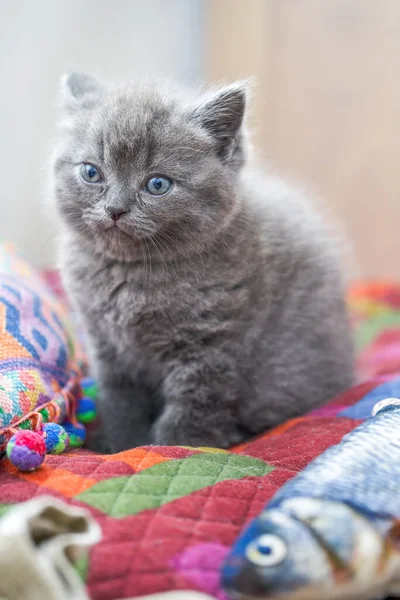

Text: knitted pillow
xmin=0 ymin=243 xmax=92 ymax=467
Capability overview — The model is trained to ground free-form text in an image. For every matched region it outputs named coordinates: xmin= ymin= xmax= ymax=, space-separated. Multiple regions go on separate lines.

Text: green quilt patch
xmin=355 ymin=310 xmax=400 ymax=351
xmin=75 ymin=555 xmax=89 ymax=582
xmin=77 ymin=452 xmax=273 ymax=518
xmin=0 ymin=504 xmax=10 ymax=517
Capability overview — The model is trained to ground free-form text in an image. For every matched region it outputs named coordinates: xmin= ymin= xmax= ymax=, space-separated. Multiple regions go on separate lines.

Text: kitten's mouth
xmin=104 ymin=222 xmax=121 ymax=231
xmin=104 ymin=222 xmax=128 ymax=234
xmin=102 ymin=222 xmax=143 ymax=247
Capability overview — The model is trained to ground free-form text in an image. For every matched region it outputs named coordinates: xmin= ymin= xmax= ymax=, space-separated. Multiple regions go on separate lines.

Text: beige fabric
xmin=0 ymin=496 xmax=101 ymax=600
xmin=0 ymin=497 xmax=216 ymax=600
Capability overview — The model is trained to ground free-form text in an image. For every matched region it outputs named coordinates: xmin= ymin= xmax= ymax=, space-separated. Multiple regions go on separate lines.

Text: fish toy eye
xmin=245 ymin=534 xmax=288 ymax=567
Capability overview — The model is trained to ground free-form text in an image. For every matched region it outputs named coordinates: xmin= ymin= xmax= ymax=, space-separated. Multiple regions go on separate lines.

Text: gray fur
xmin=50 ymin=73 xmax=354 ymax=452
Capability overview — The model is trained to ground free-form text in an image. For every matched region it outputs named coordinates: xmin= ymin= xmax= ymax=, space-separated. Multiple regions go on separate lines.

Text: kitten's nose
xmin=106 ymin=206 xmax=128 ymax=222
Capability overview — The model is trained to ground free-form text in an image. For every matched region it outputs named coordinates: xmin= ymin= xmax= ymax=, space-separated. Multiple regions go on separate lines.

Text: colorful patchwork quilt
xmin=1 ymin=279 xmax=400 ymax=600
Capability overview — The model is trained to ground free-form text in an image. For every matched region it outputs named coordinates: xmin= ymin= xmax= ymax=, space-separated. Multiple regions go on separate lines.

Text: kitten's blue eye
xmin=80 ymin=163 xmax=102 ymax=183
xmin=145 ymin=176 xmax=173 ymax=196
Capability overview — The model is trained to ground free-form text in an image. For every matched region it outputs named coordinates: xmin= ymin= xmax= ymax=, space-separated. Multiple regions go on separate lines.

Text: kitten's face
xmin=53 ymin=74 xmax=247 ymax=261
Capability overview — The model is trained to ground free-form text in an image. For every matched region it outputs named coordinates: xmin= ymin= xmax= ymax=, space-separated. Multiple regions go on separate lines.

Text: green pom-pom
xmin=81 ymin=378 xmax=97 ymax=400
xmin=62 ymin=421 xmax=86 ymax=448
xmin=76 ymin=397 xmax=97 ymax=424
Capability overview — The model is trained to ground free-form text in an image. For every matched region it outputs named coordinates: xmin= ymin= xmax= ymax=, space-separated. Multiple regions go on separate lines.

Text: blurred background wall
xmin=207 ymin=0 xmax=400 ymax=278
xmin=0 ymin=0 xmax=203 ymax=267
xmin=1 ymin=0 xmax=400 ymax=278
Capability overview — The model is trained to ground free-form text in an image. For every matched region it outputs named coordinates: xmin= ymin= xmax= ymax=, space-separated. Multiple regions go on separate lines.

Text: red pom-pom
xmin=6 ymin=430 xmax=46 ymax=471
xmin=11 ymin=430 xmax=46 ymax=453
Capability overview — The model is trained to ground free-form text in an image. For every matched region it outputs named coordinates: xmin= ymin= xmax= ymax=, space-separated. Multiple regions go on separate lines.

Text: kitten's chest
xmin=64 ymin=245 xmax=253 ymax=360
xmin=68 ymin=256 xmax=184 ymax=349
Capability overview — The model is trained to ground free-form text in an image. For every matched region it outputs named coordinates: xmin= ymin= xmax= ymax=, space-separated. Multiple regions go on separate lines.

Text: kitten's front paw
xmin=152 ymin=406 xmax=247 ymax=448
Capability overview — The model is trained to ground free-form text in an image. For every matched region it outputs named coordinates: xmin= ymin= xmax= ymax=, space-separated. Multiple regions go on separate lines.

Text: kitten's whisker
xmin=138 ymin=238 xmax=148 ymax=285
xmin=148 ymin=235 xmax=176 ymax=285
xmin=170 ymin=146 xmax=207 ymax=154
xmin=147 ymin=236 xmax=167 ymax=280
xmin=159 ymin=222 xmax=205 ymax=260
xmin=157 ymin=231 xmax=201 ymax=283
xmin=143 ymin=237 xmax=152 ymax=285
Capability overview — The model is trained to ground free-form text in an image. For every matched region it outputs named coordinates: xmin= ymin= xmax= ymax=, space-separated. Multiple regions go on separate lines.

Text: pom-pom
xmin=62 ymin=421 xmax=86 ymax=448
xmin=81 ymin=378 xmax=97 ymax=399
xmin=6 ymin=430 xmax=46 ymax=471
xmin=42 ymin=423 xmax=69 ymax=454
xmin=76 ymin=397 xmax=97 ymax=424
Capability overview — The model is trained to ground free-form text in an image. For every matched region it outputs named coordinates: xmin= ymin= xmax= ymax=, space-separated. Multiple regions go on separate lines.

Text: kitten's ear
xmin=191 ymin=82 xmax=248 ymax=162
xmin=60 ymin=72 xmax=106 ymax=113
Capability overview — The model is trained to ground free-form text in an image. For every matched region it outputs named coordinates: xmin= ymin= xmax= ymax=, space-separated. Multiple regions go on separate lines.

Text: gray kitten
xmin=51 ymin=73 xmax=353 ymax=452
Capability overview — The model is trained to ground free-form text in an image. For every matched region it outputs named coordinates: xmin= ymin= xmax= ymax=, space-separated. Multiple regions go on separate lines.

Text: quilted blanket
xmin=1 ymin=280 xmax=400 ymax=600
